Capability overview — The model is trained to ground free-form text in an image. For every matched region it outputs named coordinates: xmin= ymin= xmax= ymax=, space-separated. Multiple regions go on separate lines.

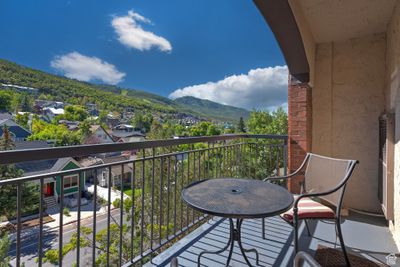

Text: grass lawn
xmin=123 ymin=188 xmax=142 ymax=198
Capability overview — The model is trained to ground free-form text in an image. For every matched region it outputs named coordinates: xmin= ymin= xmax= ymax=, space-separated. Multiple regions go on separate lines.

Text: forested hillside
xmin=0 ymin=59 xmax=250 ymax=122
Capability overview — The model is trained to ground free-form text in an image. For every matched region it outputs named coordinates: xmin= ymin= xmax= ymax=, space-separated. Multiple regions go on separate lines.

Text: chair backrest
xmin=303 ymin=153 xmax=357 ymax=208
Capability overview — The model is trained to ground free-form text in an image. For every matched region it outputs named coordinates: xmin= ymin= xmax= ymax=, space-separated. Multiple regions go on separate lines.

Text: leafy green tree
xmin=237 ymin=117 xmax=246 ymax=133
xmin=133 ymin=113 xmax=153 ymax=133
xmin=58 ymin=105 xmax=89 ymax=121
xmin=133 ymin=113 xmax=144 ymax=130
xmin=174 ymin=124 xmax=186 ymax=136
xmin=29 ymin=119 xmax=81 ymax=146
xmin=267 ymin=107 xmax=288 ymax=134
xmin=247 ymin=110 xmax=273 ymax=134
xmin=0 ymin=234 xmax=10 ymax=267
xmin=206 ymin=123 xmax=221 ymax=136
xmin=189 ymin=122 xmax=209 ymax=136
xmin=0 ymin=128 xmax=40 ymax=219
xmin=79 ymin=120 xmax=91 ymax=138
xmin=0 ymin=91 xmax=13 ymax=111
xmin=15 ymin=113 xmax=30 ymax=130
xmin=247 ymin=108 xmax=288 ymax=135
xmin=14 ymin=92 xmax=34 ymax=112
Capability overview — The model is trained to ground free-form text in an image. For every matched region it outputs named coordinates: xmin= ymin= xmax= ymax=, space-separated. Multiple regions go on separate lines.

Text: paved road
xmin=8 ymin=209 xmax=125 ymax=267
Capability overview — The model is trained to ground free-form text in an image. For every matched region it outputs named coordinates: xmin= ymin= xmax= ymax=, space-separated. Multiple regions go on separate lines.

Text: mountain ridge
xmin=0 ymin=58 xmax=249 ymax=122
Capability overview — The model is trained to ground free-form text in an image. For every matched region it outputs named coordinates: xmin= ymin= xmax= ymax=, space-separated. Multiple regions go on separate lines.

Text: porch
xmin=146 ymin=212 xmax=397 ymax=267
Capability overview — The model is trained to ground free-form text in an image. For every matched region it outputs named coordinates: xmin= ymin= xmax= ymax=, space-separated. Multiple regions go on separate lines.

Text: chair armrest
xmin=264 ymin=153 xmax=311 ymax=183
xmin=263 ymin=173 xmax=295 ymax=182
xmin=294 ymin=251 xmax=321 ymax=267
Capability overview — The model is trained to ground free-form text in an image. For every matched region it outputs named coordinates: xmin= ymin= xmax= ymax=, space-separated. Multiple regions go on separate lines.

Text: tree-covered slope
xmin=0 ymin=59 xmax=249 ymax=122
xmin=174 ymin=96 xmax=250 ymax=121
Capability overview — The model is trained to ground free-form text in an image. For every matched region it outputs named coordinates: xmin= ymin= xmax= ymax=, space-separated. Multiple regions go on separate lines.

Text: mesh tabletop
xmin=182 ymin=178 xmax=294 ymax=219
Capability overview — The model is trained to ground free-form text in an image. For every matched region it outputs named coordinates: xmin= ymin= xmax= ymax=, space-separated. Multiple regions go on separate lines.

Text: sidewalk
xmin=45 ymin=185 xmax=130 ymax=228
xmin=45 ymin=199 xmax=108 ymax=228
xmin=87 ymin=184 xmax=130 ymax=203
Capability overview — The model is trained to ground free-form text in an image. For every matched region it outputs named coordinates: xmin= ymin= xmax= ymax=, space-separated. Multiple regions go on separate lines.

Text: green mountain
xmin=0 ymin=59 xmax=249 ymax=122
xmin=174 ymin=96 xmax=250 ymax=122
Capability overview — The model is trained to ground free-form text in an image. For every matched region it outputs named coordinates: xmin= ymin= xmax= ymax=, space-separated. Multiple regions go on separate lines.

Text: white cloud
xmin=169 ymin=66 xmax=288 ymax=110
xmin=112 ymin=10 xmax=172 ymax=52
xmin=51 ymin=52 xmax=126 ymax=85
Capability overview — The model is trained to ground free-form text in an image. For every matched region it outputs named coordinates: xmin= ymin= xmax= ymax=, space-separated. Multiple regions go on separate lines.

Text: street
xmin=8 ymin=209 xmax=123 ymax=267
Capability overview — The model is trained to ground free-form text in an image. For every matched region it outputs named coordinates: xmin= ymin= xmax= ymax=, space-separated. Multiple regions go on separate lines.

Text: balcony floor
xmin=145 ymin=212 xmax=399 ymax=266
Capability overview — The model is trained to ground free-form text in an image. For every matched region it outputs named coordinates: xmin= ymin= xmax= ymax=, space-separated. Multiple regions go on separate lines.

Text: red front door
xmin=44 ymin=182 xmax=54 ymax=197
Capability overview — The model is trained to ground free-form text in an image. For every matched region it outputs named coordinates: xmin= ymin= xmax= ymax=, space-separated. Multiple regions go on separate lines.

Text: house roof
xmin=44 ymin=107 xmax=64 ymax=115
xmin=111 ymin=130 xmax=145 ymax=139
xmin=82 ymin=125 xmax=114 ymax=144
xmin=0 ymin=119 xmax=31 ymax=138
xmin=120 ymin=136 xmax=146 ymax=143
xmin=0 ymin=113 xmax=12 ymax=120
xmin=15 ymin=140 xmax=49 ymax=150
xmin=102 ymin=155 xmax=129 ymax=164
xmin=16 ymin=157 xmax=77 ymax=176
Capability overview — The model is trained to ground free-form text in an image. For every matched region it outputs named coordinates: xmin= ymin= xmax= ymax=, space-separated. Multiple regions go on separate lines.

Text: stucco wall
xmin=288 ymin=0 xmax=316 ymax=86
xmin=386 ymin=1 xmax=400 ymax=248
xmin=312 ymin=34 xmax=386 ymax=212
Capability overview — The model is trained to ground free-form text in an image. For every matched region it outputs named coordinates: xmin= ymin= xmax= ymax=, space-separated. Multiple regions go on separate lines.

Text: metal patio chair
xmin=294 ymin=251 xmax=321 ymax=267
xmin=262 ymin=153 xmax=358 ymax=267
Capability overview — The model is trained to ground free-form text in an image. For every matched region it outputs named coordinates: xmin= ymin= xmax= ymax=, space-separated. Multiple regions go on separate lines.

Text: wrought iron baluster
xmin=150 ymin=148 xmax=155 ymax=251
xmin=59 ymin=176 xmax=64 ymax=267
xmin=76 ymin=172 xmax=81 ymax=267
xmin=38 ymin=178 xmax=44 ymax=267
xmin=16 ymin=183 xmax=22 ymax=267
xmin=106 ymin=167 xmax=112 ymax=267
xmin=92 ymin=169 xmax=97 ymax=266
xmin=119 ymin=164 xmax=124 ymax=267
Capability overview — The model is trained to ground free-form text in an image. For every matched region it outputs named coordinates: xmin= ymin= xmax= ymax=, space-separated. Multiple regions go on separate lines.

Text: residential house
xmin=104 ymin=117 xmax=120 ymax=129
xmin=1 ymin=83 xmax=39 ymax=95
xmin=83 ymin=125 xmax=114 ymax=145
xmin=80 ymin=155 xmax=132 ymax=188
xmin=58 ymin=120 xmax=80 ymax=131
xmin=0 ymin=112 xmax=13 ymax=120
xmin=16 ymin=156 xmax=85 ymax=208
xmin=0 ymin=119 xmax=30 ymax=141
xmin=43 ymin=107 xmax=64 ymax=121
xmin=85 ymin=103 xmax=99 ymax=117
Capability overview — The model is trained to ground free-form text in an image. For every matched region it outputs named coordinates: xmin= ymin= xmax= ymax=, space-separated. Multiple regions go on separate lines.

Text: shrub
xmin=63 ymin=207 xmax=70 ymax=217
xmin=112 ymin=198 xmax=121 ymax=208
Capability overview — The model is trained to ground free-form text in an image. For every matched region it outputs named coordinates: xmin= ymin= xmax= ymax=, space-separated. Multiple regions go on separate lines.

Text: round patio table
xmin=181 ymin=178 xmax=294 ymax=267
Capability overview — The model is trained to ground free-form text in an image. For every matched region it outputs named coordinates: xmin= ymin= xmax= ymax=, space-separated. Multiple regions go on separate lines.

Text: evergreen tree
xmin=0 ymin=125 xmax=40 ymax=219
xmin=237 ymin=117 xmax=246 ymax=133
xmin=0 ymin=125 xmax=15 ymax=150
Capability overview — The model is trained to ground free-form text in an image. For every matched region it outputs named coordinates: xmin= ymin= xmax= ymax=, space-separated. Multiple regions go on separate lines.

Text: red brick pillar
xmin=287 ymin=75 xmax=312 ymax=193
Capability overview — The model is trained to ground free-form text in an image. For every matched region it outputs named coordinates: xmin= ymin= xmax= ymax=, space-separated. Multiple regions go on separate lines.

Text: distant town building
xmin=58 ymin=120 xmax=80 ymax=131
xmin=83 ymin=125 xmax=114 ymax=145
xmin=1 ymin=83 xmax=39 ymax=95
xmin=43 ymin=107 xmax=64 ymax=121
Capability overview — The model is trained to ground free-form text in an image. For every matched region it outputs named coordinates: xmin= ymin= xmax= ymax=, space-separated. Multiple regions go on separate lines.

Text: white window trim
xmin=63 ymin=174 xmax=79 ymax=189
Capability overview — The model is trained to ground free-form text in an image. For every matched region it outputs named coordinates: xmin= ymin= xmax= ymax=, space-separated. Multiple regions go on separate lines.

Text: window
xmin=63 ymin=175 xmax=79 ymax=189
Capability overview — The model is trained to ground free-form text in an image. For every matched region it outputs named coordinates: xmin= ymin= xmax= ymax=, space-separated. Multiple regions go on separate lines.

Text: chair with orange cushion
xmin=262 ymin=153 xmax=358 ymax=267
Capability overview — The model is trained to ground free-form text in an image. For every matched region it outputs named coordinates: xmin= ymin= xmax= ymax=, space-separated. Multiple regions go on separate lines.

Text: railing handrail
xmin=0 ymin=134 xmax=287 ymax=165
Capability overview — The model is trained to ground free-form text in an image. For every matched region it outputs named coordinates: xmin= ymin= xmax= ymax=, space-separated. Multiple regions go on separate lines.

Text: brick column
xmin=287 ymin=75 xmax=312 ymax=193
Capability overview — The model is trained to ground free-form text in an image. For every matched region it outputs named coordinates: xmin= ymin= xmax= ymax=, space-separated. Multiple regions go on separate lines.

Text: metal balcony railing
xmin=0 ymin=134 xmax=287 ymax=267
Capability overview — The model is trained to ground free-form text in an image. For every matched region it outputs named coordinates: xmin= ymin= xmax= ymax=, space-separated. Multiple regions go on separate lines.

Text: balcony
xmin=0 ymin=134 xmax=397 ymax=267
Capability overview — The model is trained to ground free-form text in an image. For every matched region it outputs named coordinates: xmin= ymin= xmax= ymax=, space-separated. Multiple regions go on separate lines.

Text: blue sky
xmin=0 ymin=0 xmax=288 ymax=110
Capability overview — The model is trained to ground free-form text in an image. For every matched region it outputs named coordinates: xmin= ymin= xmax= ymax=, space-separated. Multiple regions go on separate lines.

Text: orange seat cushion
xmin=281 ymin=197 xmax=335 ymax=223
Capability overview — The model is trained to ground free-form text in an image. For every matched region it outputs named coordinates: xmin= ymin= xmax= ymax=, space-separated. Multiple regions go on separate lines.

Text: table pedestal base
xmin=197 ymin=218 xmax=260 ymax=267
